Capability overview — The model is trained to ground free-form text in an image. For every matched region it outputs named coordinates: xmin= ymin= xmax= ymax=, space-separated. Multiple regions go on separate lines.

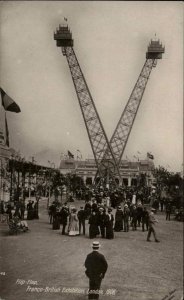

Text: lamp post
xmin=21 ymin=158 xmax=26 ymax=200
xmin=0 ymin=159 xmax=9 ymax=202
xmin=48 ymin=161 xmax=51 ymax=207
xmin=28 ymin=175 xmax=32 ymax=200
xmin=28 ymin=159 xmax=33 ymax=200
xmin=15 ymin=156 xmax=21 ymax=201
xmin=9 ymin=155 xmax=13 ymax=201
xmin=27 ymin=156 xmax=35 ymax=200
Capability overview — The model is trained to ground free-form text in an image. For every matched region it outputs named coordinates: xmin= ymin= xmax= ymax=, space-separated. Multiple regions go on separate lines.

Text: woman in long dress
xmin=88 ymin=211 xmax=99 ymax=239
xmin=68 ymin=208 xmax=79 ymax=236
xmin=105 ymin=208 xmax=114 ymax=239
xmin=114 ymin=206 xmax=124 ymax=232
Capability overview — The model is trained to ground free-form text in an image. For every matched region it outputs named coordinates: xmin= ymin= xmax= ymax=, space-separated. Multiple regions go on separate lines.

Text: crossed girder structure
xmin=62 ymin=46 xmax=121 ymax=185
xmin=54 ymin=25 xmax=164 ymax=188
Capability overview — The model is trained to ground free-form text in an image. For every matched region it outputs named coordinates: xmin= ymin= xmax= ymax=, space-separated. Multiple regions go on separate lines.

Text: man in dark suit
xmin=77 ymin=206 xmax=86 ymax=235
xmin=165 ymin=201 xmax=172 ymax=221
xmin=85 ymin=241 xmax=108 ymax=299
xmin=59 ymin=203 xmax=69 ymax=235
xmin=141 ymin=206 xmax=149 ymax=232
xmin=97 ymin=208 xmax=106 ymax=238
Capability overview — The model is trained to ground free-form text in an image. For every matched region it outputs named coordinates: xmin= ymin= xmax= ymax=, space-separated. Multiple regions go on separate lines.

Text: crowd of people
xmin=0 ymin=184 xmax=182 ymax=238
xmin=0 ymin=198 xmax=40 ymax=222
xmin=0 ymin=197 xmax=41 ymax=234
xmin=48 ymin=190 xmax=161 ymax=242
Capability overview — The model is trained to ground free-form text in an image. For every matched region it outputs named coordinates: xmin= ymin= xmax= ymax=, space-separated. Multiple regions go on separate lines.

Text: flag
xmin=0 ymin=88 xmax=20 ymax=147
xmin=147 ymin=152 xmax=154 ymax=160
xmin=64 ymin=17 xmax=68 ymax=22
xmin=0 ymin=87 xmax=21 ymax=113
xmin=68 ymin=150 xmax=74 ymax=159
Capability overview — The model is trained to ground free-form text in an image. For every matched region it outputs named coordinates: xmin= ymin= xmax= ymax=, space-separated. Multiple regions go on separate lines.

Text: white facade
xmin=59 ymin=158 xmax=155 ymax=187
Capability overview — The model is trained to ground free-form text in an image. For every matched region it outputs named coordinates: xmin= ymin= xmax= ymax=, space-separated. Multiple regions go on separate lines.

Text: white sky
xmin=0 ymin=1 xmax=183 ymax=171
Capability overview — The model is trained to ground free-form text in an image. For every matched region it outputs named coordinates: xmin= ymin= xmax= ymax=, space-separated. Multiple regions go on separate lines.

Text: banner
xmin=68 ymin=150 xmax=74 ymax=159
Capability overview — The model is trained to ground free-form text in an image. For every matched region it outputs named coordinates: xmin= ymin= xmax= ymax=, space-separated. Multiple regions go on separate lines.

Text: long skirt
xmin=114 ymin=220 xmax=123 ymax=231
xmin=27 ymin=209 xmax=34 ymax=220
xmin=68 ymin=221 xmax=79 ymax=236
xmin=89 ymin=224 xmax=99 ymax=239
xmin=53 ymin=216 xmax=60 ymax=230
xmin=106 ymin=224 xmax=114 ymax=239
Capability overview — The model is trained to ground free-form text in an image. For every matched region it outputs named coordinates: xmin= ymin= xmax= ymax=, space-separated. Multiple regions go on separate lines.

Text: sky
xmin=0 ymin=1 xmax=183 ymax=171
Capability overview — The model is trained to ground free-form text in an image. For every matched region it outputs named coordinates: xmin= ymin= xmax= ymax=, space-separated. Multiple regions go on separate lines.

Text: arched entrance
xmin=86 ymin=177 xmax=92 ymax=186
xmin=123 ymin=178 xmax=128 ymax=186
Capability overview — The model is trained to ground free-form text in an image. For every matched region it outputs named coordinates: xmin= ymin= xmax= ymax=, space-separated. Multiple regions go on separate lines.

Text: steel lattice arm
xmin=100 ymin=40 xmax=165 ymax=168
xmin=54 ymin=25 xmax=121 ymax=184
xmin=105 ymin=59 xmax=156 ymax=165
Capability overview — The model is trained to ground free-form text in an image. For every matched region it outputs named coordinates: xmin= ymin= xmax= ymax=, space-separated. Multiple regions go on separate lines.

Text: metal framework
xmin=54 ymin=25 xmax=164 ymax=188
xmin=54 ymin=25 xmax=121 ymax=186
xmin=100 ymin=40 xmax=165 ymax=167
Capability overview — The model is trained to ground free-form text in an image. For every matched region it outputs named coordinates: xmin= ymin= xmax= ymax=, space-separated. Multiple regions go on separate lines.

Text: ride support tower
xmin=54 ymin=24 xmax=122 ymax=188
xmin=95 ymin=39 xmax=165 ymax=183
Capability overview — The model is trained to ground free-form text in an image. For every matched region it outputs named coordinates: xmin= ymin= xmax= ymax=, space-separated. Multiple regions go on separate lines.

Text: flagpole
xmin=0 ymin=99 xmax=4 ymax=140
xmin=4 ymin=112 xmax=10 ymax=147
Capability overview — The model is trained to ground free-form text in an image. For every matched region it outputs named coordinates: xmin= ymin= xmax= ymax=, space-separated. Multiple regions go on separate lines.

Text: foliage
xmin=50 ymin=171 xmax=65 ymax=192
xmin=65 ymin=173 xmax=85 ymax=191
xmin=153 ymin=166 xmax=183 ymax=205
xmin=138 ymin=173 xmax=147 ymax=188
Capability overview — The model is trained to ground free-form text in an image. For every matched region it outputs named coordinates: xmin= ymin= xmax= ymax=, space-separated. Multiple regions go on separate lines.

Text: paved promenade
xmin=0 ymin=197 xmax=183 ymax=300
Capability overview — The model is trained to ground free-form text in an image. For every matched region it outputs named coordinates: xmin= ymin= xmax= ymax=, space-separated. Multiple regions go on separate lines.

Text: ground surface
xmin=0 ymin=197 xmax=183 ymax=300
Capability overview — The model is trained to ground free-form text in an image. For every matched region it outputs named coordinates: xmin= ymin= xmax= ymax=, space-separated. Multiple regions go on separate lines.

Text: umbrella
xmin=0 ymin=87 xmax=21 ymax=113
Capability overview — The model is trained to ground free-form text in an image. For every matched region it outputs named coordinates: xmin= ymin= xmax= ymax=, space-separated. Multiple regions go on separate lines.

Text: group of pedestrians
xmin=113 ymin=202 xmax=149 ymax=232
xmin=0 ymin=199 xmax=31 ymax=233
xmin=113 ymin=201 xmax=160 ymax=242
xmin=48 ymin=197 xmax=160 ymax=242
xmin=26 ymin=199 xmax=39 ymax=220
xmin=0 ymin=197 xmax=41 ymax=235
xmin=48 ymin=200 xmax=115 ymax=239
xmin=88 ymin=207 xmax=114 ymax=239
xmin=1 ymin=198 xmax=40 ymax=222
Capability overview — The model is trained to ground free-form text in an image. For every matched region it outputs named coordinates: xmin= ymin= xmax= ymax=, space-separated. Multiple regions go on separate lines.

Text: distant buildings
xmin=59 ymin=158 xmax=155 ymax=187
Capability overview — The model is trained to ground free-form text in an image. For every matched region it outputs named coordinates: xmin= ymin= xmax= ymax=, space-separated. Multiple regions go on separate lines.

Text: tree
xmin=153 ymin=166 xmax=170 ymax=197
xmin=153 ymin=166 xmax=183 ymax=208
xmin=50 ymin=171 xmax=65 ymax=200
xmin=65 ymin=173 xmax=85 ymax=193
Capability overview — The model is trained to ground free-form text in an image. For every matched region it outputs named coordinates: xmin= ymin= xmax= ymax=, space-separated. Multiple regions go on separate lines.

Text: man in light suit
xmin=147 ymin=208 xmax=160 ymax=242
xmin=85 ymin=241 xmax=108 ymax=299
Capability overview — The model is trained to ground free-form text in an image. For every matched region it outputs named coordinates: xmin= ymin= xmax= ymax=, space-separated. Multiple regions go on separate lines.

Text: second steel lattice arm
xmin=101 ymin=40 xmax=165 ymax=167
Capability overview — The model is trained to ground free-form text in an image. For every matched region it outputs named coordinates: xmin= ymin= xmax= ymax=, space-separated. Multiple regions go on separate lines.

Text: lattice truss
xmin=64 ymin=47 xmax=120 ymax=179
xmin=103 ymin=59 xmax=156 ymax=166
xmin=54 ymin=26 xmax=164 ymax=186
